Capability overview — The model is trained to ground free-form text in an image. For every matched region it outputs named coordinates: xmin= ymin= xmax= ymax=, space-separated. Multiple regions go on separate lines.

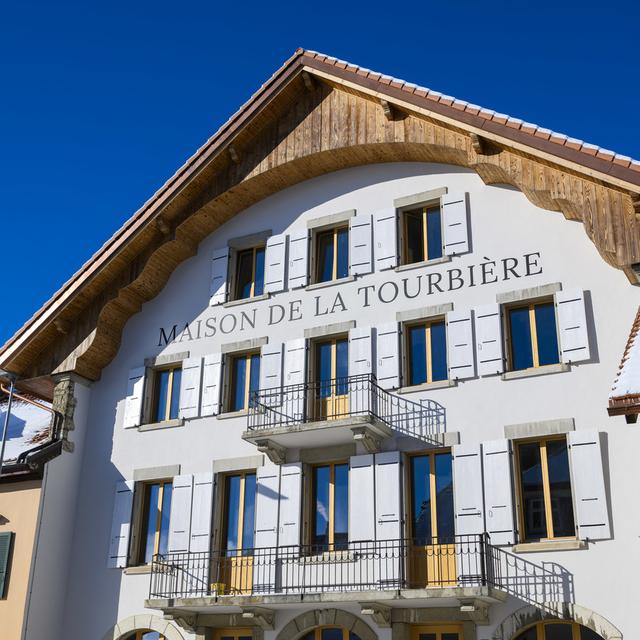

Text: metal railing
xmin=246 ymin=374 xmax=446 ymax=443
xmin=150 ymin=535 xmax=486 ymax=599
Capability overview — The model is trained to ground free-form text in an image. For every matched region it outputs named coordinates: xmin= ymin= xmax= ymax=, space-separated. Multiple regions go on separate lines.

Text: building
xmin=1 ymin=49 xmax=639 ymax=640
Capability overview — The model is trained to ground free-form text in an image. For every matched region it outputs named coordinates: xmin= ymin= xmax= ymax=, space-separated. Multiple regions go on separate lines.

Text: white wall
xmin=57 ymin=163 xmax=639 ymax=640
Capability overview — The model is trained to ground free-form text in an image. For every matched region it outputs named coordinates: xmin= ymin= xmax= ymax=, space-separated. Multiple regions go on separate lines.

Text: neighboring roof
xmin=1 ymin=48 xmax=639 ymax=388
xmin=609 ymin=307 xmax=640 ymax=419
xmin=0 ymin=395 xmax=52 ymax=463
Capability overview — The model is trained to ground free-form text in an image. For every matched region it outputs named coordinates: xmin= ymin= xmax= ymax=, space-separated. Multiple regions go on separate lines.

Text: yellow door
xmin=314 ymin=338 xmax=349 ymax=420
xmin=409 ymin=452 xmax=457 ymax=588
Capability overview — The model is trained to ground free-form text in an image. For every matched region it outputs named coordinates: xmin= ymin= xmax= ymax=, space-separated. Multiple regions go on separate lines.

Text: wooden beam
xmin=380 ymin=99 xmax=393 ymax=120
xmin=155 ymin=217 xmax=171 ymax=237
xmin=470 ymin=133 xmax=487 ymax=154
xmin=228 ymin=145 xmax=240 ymax=164
xmin=301 ymin=70 xmax=314 ymax=91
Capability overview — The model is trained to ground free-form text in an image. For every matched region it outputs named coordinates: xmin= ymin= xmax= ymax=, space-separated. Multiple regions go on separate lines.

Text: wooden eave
xmin=2 ymin=49 xmax=640 ymax=387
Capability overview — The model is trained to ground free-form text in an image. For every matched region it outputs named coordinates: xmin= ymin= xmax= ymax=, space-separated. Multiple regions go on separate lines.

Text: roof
xmin=0 ymin=394 xmax=52 ymax=463
xmin=609 ymin=307 xmax=640 ymax=419
xmin=2 ymin=48 xmax=639 ymax=388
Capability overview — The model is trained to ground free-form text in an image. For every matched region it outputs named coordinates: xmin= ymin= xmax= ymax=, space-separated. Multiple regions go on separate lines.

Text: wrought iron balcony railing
xmin=246 ymin=373 xmax=446 ymax=444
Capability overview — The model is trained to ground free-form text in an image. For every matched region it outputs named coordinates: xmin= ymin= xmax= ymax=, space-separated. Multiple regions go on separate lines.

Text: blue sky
xmin=1 ymin=0 xmax=638 ymax=345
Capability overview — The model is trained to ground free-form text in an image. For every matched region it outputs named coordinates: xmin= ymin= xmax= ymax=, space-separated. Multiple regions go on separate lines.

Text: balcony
xmin=242 ymin=374 xmax=447 ymax=462
xmin=147 ymin=536 xmax=573 ymax=617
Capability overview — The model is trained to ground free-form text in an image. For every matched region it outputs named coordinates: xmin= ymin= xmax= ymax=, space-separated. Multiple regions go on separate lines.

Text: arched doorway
xmin=123 ymin=633 xmax=165 ymax=640
xmin=514 ymin=621 xmax=603 ymax=640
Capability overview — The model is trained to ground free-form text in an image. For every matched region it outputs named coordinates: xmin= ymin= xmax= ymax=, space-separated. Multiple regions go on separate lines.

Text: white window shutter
xmin=555 ymin=289 xmax=590 ymax=363
xmin=287 ymin=229 xmax=309 ymax=289
xmin=568 ymin=431 xmax=611 ymax=540
xmin=209 ymin=247 xmax=230 ymax=306
xmin=284 ymin=338 xmax=306 ymax=386
xmin=452 ymin=444 xmax=485 ymax=536
xmin=349 ymin=214 xmax=373 ymax=275
xmin=442 ymin=192 xmax=469 ymax=255
xmin=179 ymin=357 xmax=203 ymax=420
xmin=189 ymin=472 xmax=214 ymax=552
xmin=260 ymin=343 xmax=283 ymax=390
xmin=264 ymin=234 xmax=287 ymax=294
xmin=374 ymin=451 xmax=402 ymax=541
xmin=349 ymin=327 xmax=373 ymax=377
xmin=475 ymin=304 xmax=504 ymax=376
xmin=123 ymin=367 xmax=146 ymax=429
xmin=254 ymin=464 xmax=281 ymax=549
xmin=482 ymin=439 xmax=515 ymax=546
xmin=200 ymin=353 xmax=223 ymax=416
xmin=373 ymin=208 xmax=398 ymax=271
xmin=349 ymin=455 xmax=375 ymax=542
xmin=107 ymin=481 xmax=134 ymax=568
xmin=168 ymin=474 xmax=193 ymax=553
xmin=279 ymin=462 xmax=302 ymax=547
xmin=376 ymin=323 xmax=400 ymax=389
xmin=447 ymin=310 xmax=475 ymax=380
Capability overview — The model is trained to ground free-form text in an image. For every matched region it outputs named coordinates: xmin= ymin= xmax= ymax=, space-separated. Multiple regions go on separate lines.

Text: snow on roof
xmin=0 ymin=395 xmax=52 ymax=463
xmin=610 ymin=307 xmax=640 ymax=400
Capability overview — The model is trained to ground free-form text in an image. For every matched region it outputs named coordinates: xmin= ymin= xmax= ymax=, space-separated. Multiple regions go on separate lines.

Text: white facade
xmin=29 ymin=163 xmax=639 ymax=640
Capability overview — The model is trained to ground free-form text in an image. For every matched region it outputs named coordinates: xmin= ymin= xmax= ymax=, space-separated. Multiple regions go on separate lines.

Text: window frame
xmin=134 ymin=479 xmax=173 ymax=566
xmin=409 ymin=623 xmax=465 ymax=640
xmin=149 ymin=364 xmax=182 ymax=424
xmin=514 ymin=620 xmax=588 ymax=640
xmin=514 ymin=435 xmax=576 ymax=543
xmin=232 ymin=244 xmax=266 ymax=301
xmin=313 ymin=225 xmax=349 ymax=284
xmin=303 ymin=627 xmax=361 ymax=640
xmin=225 ymin=351 xmax=261 ymax=413
xmin=220 ymin=470 xmax=257 ymax=555
xmin=213 ymin=629 xmax=254 ymax=640
xmin=125 ymin=632 xmax=166 ymax=640
xmin=399 ymin=201 xmax=444 ymax=266
xmin=403 ymin=317 xmax=448 ymax=386
xmin=505 ymin=298 xmax=560 ymax=372
xmin=309 ymin=460 xmax=349 ymax=550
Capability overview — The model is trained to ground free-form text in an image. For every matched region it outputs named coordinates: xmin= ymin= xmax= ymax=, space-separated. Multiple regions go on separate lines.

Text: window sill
xmin=512 ymin=539 xmax=586 ymax=553
xmin=501 ymin=363 xmax=569 ymax=381
xmin=395 ymin=255 xmax=450 ymax=272
xmin=399 ymin=379 xmax=457 ymax=394
xmin=223 ymin=293 xmax=270 ymax=308
xmin=138 ymin=418 xmax=184 ymax=432
xmin=217 ymin=409 xmax=249 ymax=420
xmin=124 ymin=564 xmax=152 ymax=575
xmin=306 ymin=275 xmax=355 ymax=291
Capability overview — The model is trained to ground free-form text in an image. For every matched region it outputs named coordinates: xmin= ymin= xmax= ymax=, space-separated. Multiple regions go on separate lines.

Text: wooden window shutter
xmin=0 ymin=532 xmax=13 ymax=598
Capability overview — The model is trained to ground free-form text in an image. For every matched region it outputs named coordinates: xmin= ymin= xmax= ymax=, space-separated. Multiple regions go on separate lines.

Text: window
xmin=312 ymin=337 xmax=349 ymax=420
xmin=410 ymin=624 xmax=464 ymax=640
xmin=222 ymin=472 xmax=257 ymax=554
xmin=137 ymin=480 xmax=173 ymax=564
xmin=234 ymin=245 xmax=265 ymax=300
xmin=214 ymin=629 xmax=254 ymax=640
xmin=312 ymin=462 xmax=348 ymax=551
xmin=315 ymin=226 xmax=349 ymax=283
xmin=402 ymin=204 xmax=443 ymax=265
xmin=515 ymin=437 xmax=575 ymax=542
xmin=514 ymin=621 xmax=603 ymax=640
xmin=124 ymin=632 xmax=166 ymax=640
xmin=301 ymin=628 xmax=362 ymax=640
xmin=405 ymin=320 xmax=447 ymax=386
xmin=151 ymin=365 xmax=181 ymax=423
xmin=507 ymin=300 xmax=560 ymax=371
xmin=227 ymin=352 xmax=261 ymax=412
xmin=0 ymin=531 xmax=13 ymax=599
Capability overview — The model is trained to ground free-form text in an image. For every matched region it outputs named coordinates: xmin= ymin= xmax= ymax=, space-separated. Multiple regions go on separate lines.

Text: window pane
xmin=335 ymin=338 xmax=349 ymax=395
xmin=249 ymin=354 xmax=261 ymax=407
xmin=334 ymin=463 xmax=349 ymax=549
xmin=546 ymin=439 xmax=575 ymax=537
xmin=143 ymin=484 xmax=160 ymax=563
xmin=514 ymin=629 xmax=537 ymax=640
xmin=158 ymin=483 xmax=172 ymax=557
xmin=544 ymin=623 xmax=574 ymax=640
xmin=235 ymin=249 xmax=254 ymax=300
xmin=232 ymin=357 xmax=248 ymax=411
xmin=442 ymin=634 xmax=460 ymax=640
xmin=322 ymin=629 xmax=344 ymax=640
xmin=154 ymin=370 xmax=170 ymax=422
xmin=317 ymin=230 xmax=335 ymax=282
xmin=405 ymin=210 xmax=424 ymax=264
xmin=430 ymin=321 xmax=448 ymax=382
xmin=580 ymin=627 xmax=602 ymax=640
xmin=519 ymin=443 xmax=548 ymax=540
xmin=141 ymin=633 xmax=162 ymax=640
xmin=316 ymin=342 xmax=333 ymax=398
xmin=510 ymin=307 xmax=534 ymax=370
xmin=242 ymin=474 xmax=257 ymax=552
xmin=418 ymin=634 xmax=436 ymax=640
xmin=535 ymin=302 xmax=560 ymax=366
xmin=313 ymin=466 xmax=330 ymax=548
xmin=408 ymin=325 xmax=427 ymax=386
xmin=435 ymin=453 xmax=455 ymax=541
xmin=169 ymin=368 xmax=181 ymax=420
xmin=254 ymin=247 xmax=265 ymax=297
xmin=426 ymin=206 xmax=443 ymax=260
xmin=225 ymin=475 xmax=242 ymax=552
xmin=411 ymin=456 xmax=432 ymax=544
xmin=336 ymin=227 xmax=349 ymax=279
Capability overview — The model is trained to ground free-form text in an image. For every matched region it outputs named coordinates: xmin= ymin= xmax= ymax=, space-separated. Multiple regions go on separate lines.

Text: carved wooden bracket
xmin=380 ymin=99 xmax=394 ymax=120
xmin=229 ymin=145 xmax=240 ymax=164
xmin=302 ymin=70 xmax=314 ymax=91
